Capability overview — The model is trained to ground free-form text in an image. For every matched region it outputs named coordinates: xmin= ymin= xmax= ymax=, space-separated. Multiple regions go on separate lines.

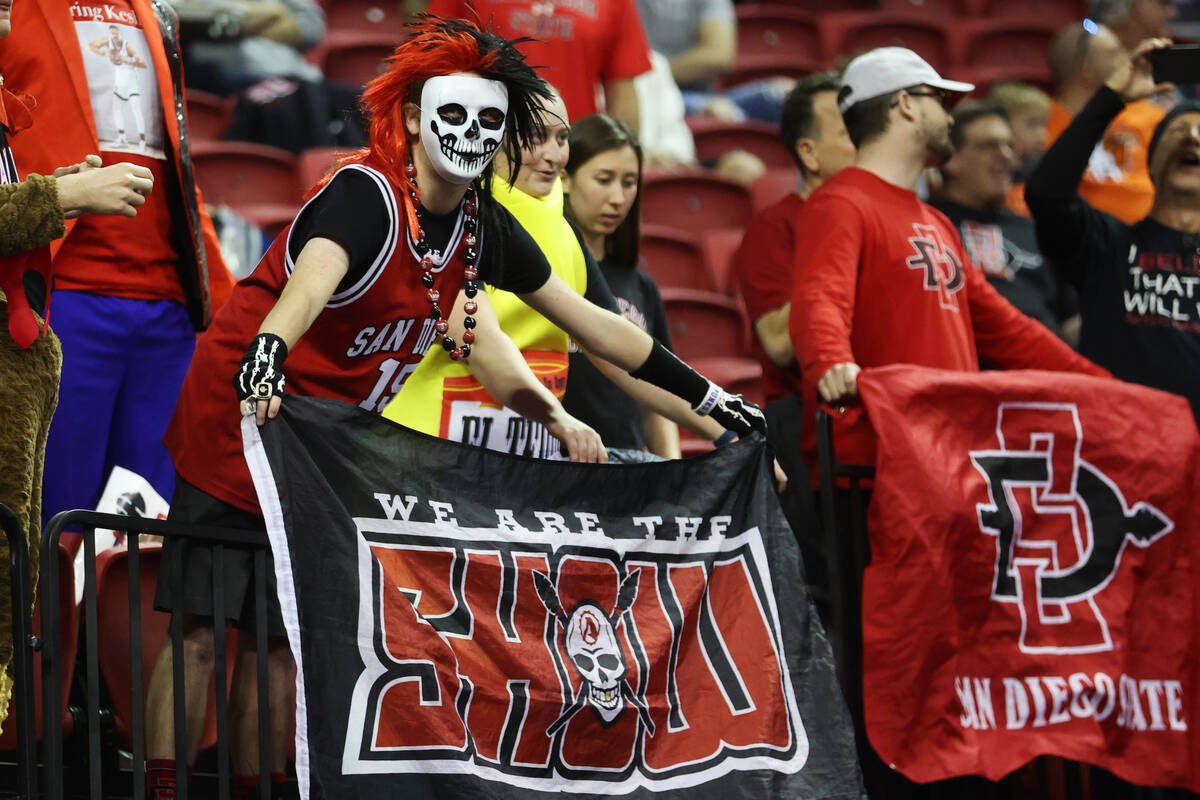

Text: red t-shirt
xmin=426 ymin=0 xmax=652 ymax=120
xmin=53 ymin=0 xmax=180 ymax=302
xmin=789 ymin=167 xmax=1106 ymax=471
xmin=734 ymin=192 xmax=804 ymax=405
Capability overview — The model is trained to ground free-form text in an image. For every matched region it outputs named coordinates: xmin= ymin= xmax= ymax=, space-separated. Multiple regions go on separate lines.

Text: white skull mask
xmin=564 ymin=603 xmax=627 ymax=725
xmin=419 ymin=74 xmax=509 ymax=185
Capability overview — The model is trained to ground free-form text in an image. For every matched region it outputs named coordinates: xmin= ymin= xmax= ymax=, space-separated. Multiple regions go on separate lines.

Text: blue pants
xmin=41 ymin=291 xmax=195 ymax=528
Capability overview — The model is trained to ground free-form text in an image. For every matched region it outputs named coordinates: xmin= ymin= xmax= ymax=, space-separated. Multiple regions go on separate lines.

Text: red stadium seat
xmin=661 ymin=288 xmax=750 ymax=362
xmin=717 ymin=56 xmax=823 ymax=90
xmin=191 ymin=141 xmax=301 ymax=230
xmin=0 ymin=541 xmax=78 ymax=750
xmin=733 ymin=6 xmax=824 ymax=67
xmin=687 ymin=119 xmax=793 ymax=170
xmin=185 ymin=90 xmax=234 ymax=142
xmin=639 ymin=225 xmax=717 ymax=293
xmin=821 ymin=13 xmax=954 ymax=71
xmin=699 ymin=228 xmax=744 ymax=297
xmin=957 ymin=65 xmax=1055 ymax=99
xmin=321 ymin=34 xmax=399 ymax=88
xmin=979 ymin=0 xmax=1084 ymax=26
xmin=298 ymin=147 xmax=352 ymax=195
xmin=877 ymin=0 xmax=979 ymax=16
xmin=956 ymin=19 xmax=1057 ymax=80
xmin=324 ymin=1 xmax=406 ymax=36
xmin=640 ymin=170 xmax=754 ymax=237
xmin=95 ymin=545 xmax=238 ymax=750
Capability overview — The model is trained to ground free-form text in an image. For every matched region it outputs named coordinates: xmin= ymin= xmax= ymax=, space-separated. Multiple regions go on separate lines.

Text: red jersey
xmin=788 ymin=167 xmax=1106 ymax=471
xmin=166 ymin=165 xmax=468 ymax=513
xmin=427 ymin=0 xmax=652 ymax=120
xmin=734 ymin=191 xmax=804 ymax=405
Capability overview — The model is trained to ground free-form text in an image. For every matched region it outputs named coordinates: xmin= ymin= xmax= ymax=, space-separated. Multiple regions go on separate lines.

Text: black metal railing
xmin=1 ymin=502 xmax=38 ymax=799
xmin=39 ymin=509 xmax=276 ymax=800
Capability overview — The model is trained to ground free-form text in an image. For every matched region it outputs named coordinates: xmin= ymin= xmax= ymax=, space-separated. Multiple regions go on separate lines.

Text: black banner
xmin=244 ymin=396 xmax=862 ymax=799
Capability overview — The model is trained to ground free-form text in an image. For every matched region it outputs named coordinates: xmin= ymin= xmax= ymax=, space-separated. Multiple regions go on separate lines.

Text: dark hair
xmin=840 ymin=89 xmax=897 ymax=149
xmin=780 ymin=71 xmax=841 ymax=173
xmin=948 ymin=101 xmax=1009 ymax=152
xmin=563 ymin=114 xmax=643 ymax=267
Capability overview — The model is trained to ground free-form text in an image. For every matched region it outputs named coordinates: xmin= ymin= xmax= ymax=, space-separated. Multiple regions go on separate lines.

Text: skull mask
xmin=564 ymin=602 xmax=628 ymax=725
xmin=419 ymin=74 xmax=508 ymax=185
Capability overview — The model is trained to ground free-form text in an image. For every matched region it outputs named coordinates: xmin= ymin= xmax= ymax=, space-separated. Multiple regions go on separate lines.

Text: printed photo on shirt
xmin=75 ymin=17 xmax=166 ymax=158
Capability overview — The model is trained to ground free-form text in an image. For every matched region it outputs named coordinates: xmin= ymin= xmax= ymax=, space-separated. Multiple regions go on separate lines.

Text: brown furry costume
xmin=0 ymin=171 xmax=64 ymax=733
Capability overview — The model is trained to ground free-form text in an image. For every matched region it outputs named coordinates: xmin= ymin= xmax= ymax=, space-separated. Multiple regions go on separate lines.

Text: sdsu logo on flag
xmin=970 ymin=402 xmax=1172 ymax=655
xmin=244 ymin=396 xmax=863 ymax=800
xmin=858 ymin=367 xmax=1200 ymax=791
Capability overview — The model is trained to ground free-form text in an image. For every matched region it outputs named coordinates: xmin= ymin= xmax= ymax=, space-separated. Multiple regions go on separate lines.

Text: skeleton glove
xmin=693 ymin=380 xmax=767 ymax=439
xmin=235 ymin=333 xmax=288 ymax=404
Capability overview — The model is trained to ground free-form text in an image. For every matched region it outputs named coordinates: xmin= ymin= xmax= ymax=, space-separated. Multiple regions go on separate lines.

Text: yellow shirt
xmin=381 ymin=176 xmax=588 ymax=458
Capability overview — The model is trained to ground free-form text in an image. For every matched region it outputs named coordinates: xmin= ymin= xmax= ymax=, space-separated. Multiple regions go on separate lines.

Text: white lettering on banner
xmin=70 ymin=2 xmax=138 ymax=24
xmin=955 ymin=674 xmax=1188 ymax=732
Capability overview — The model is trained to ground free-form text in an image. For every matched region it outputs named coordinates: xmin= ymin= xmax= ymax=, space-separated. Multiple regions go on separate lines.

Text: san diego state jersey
xmin=166 ymin=164 xmax=475 ymax=513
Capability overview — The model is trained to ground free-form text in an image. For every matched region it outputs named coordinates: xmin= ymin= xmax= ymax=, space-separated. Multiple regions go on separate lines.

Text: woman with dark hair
xmin=146 ymin=18 xmax=764 ymax=796
xmin=562 ymin=114 xmax=683 ymax=457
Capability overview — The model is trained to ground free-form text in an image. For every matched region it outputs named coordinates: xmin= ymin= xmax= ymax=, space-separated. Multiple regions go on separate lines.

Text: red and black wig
xmin=326 ymin=15 xmax=552 ymax=202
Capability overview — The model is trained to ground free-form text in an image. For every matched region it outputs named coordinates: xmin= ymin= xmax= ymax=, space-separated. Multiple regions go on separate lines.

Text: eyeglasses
xmin=906 ymin=88 xmax=950 ymax=108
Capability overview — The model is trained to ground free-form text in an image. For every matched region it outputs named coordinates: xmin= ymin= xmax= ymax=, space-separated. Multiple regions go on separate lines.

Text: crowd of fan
xmin=3 ymin=0 xmax=1200 ymax=798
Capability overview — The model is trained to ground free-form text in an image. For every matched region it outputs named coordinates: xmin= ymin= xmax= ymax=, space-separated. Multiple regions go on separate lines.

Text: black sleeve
xmin=476 ymin=196 xmax=554 ymax=294
xmin=1025 ymin=87 xmax=1128 ymax=288
xmin=286 ymin=168 xmax=391 ymax=292
xmin=639 ymin=270 xmax=674 ymax=352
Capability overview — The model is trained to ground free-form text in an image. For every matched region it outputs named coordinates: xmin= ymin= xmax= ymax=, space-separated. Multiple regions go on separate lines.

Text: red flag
xmin=857 ymin=365 xmax=1200 ymax=790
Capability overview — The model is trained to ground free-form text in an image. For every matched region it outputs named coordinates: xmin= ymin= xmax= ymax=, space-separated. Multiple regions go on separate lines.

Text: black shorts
xmin=152 ymin=475 xmax=286 ymax=638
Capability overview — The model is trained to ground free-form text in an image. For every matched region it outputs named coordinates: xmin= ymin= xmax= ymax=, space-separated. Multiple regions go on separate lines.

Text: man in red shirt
xmin=790 ymin=47 xmax=1107 ymax=471
xmin=787 ymin=46 xmax=1108 ymax=797
xmin=425 ymin=0 xmax=651 ymax=127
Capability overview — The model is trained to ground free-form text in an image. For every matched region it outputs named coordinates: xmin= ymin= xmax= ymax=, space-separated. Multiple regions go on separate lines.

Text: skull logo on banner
xmin=533 ymin=570 xmax=655 ymax=736
xmin=419 ymin=74 xmax=508 ymax=185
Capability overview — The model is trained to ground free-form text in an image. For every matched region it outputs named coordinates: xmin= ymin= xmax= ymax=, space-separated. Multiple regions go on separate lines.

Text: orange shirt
xmin=1045 ymin=97 xmax=1165 ymax=225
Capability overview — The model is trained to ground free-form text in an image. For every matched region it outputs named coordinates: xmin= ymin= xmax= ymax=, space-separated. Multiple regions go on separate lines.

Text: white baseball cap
xmin=838 ymin=47 xmax=974 ymax=113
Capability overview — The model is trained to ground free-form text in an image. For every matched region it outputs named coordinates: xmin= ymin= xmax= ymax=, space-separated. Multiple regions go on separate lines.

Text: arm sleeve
xmin=966 ymin=263 xmax=1109 ymax=376
xmin=286 ymin=169 xmax=391 ymax=292
xmin=789 ymin=193 xmax=864 ymax=390
xmin=1025 ymin=87 xmax=1128 ymax=288
xmin=480 ymin=201 xmax=554 ymax=294
xmin=605 ymin=0 xmax=653 ymax=82
xmin=735 ymin=204 xmax=795 ymax=322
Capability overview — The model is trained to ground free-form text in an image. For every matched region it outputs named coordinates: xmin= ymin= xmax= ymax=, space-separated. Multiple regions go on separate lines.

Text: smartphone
xmin=1151 ymin=44 xmax=1200 ymax=85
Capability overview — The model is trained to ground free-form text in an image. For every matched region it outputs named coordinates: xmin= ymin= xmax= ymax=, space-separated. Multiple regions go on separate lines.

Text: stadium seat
xmin=640 ymin=170 xmax=754 ymax=237
xmin=717 ymin=56 xmax=823 ymax=90
xmin=748 ymin=168 xmax=796 ymax=214
xmin=957 ymin=65 xmax=1054 ymax=99
xmin=639 ymin=225 xmax=717 ymax=293
xmin=0 ymin=541 xmax=78 ymax=750
xmin=298 ymin=147 xmax=352 ymax=194
xmin=733 ymin=6 xmax=824 ymax=68
xmin=699 ymin=228 xmax=744 ymax=297
xmin=321 ymin=34 xmax=398 ymax=88
xmin=979 ymin=0 xmax=1084 ymax=26
xmin=876 ymin=0 xmax=979 ymax=16
xmin=323 ymin=1 xmax=406 ymax=36
xmin=687 ymin=119 xmax=794 ymax=170
xmin=185 ymin=91 xmax=234 ymax=142
xmin=821 ymin=13 xmax=954 ymax=71
xmin=956 ymin=19 xmax=1057 ymax=82
xmin=94 ymin=544 xmax=238 ymax=750
xmin=661 ymin=288 xmax=751 ymax=362
xmin=191 ymin=141 xmax=301 ymax=231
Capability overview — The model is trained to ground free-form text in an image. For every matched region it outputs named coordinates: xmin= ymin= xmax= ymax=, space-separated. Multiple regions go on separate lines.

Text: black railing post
xmin=40 ymin=511 xmax=69 ymax=800
xmin=1 ymin=502 xmax=37 ymax=800
xmin=254 ymin=550 xmax=270 ymax=800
